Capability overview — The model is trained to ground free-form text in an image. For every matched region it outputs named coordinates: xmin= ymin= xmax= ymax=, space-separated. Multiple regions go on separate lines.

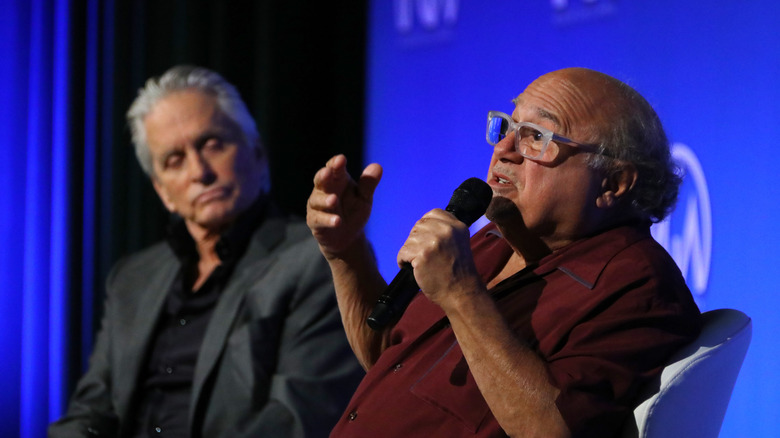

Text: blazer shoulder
xmin=106 ymin=241 xmax=177 ymax=290
xmin=249 ymin=212 xmax=320 ymax=256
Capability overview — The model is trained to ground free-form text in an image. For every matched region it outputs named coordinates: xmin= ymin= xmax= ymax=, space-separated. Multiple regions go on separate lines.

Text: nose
xmin=493 ymin=131 xmax=523 ymax=162
xmin=186 ymin=151 xmax=217 ymax=185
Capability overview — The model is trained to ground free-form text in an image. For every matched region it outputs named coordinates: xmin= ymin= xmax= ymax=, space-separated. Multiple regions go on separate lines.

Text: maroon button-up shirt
xmin=330 ymin=223 xmax=701 ymax=438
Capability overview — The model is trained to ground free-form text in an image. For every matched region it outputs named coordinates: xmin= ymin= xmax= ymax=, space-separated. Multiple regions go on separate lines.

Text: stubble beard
xmin=485 ymin=196 xmax=521 ymax=225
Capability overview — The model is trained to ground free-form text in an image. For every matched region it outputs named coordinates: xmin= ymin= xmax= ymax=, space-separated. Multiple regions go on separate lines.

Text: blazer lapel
xmin=114 ymin=253 xmax=179 ymax=419
xmin=189 ymin=214 xmax=288 ymax=422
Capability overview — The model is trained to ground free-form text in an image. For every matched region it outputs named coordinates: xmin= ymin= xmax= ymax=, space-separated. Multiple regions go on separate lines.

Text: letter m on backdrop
xmin=395 ymin=0 xmax=459 ymax=32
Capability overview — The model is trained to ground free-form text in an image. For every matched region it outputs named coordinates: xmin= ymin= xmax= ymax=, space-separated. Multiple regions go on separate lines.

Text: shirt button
xmin=165 ymin=367 xmax=174 ymax=374
xmin=348 ymin=410 xmax=358 ymax=421
xmin=179 ymin=318 xmax=188 ymax=326
xmin=393 ymin=363 xmax=403 ymax=372
xmin=154 ymin=426 xmax=162 ymax=433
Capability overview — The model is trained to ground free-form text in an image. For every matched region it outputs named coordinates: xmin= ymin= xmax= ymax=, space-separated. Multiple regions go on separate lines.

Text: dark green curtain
xmin=82 ymin=0 xmax=366 ymax=392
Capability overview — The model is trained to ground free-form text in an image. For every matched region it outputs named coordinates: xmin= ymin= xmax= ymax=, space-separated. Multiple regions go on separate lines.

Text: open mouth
xmin=491 ymin=170 xmax=513 ymax=185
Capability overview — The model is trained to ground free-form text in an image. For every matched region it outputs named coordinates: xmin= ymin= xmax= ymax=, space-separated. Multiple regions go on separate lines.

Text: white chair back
xmin=622 ymin=308 xmax=752 ymax=438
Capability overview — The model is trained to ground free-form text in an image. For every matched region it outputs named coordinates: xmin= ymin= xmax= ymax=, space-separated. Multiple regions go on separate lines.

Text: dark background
xmin=107 ymin=1 xmax=366 ymax=264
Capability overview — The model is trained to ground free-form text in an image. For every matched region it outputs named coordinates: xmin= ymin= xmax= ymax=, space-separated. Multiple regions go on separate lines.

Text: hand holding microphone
xmin=367 ymin=178 xmax=492 ymax=330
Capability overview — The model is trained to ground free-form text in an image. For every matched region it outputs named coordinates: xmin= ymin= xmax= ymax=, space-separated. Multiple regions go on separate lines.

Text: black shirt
xmin=129 ymin=198 xmax=266 ymax=438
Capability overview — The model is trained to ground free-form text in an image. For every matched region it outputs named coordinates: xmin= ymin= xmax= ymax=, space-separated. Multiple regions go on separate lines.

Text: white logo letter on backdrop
xmin=651 ymin=143 xmax=712 ymax=305
xmin=551 ymin=0 xmax=616 ymax=25
xmin=395 ymin=0 xmax=459 ymax=33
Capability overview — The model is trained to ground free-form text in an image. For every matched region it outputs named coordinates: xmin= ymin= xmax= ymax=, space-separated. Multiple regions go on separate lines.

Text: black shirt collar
xmin=166 ymin=195 xmax=268 ymax=266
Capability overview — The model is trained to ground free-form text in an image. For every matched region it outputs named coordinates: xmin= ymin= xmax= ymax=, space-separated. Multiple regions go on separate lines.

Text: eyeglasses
xmin=486 ymin=111 xmax=600 ymax=161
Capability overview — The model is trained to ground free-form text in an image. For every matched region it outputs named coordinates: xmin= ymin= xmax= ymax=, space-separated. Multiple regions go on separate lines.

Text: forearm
xmin=325 ymin=234 xmax=391 ymax=370
xmin=443 ymin=291 xmax=570 ymax=438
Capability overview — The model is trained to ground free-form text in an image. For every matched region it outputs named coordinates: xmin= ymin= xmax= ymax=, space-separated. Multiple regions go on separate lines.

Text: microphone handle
xmin=366 ymin=178 xmax=491 ymax=331
xmin=366 ymin=204 xmax=470 ymax=331
xmin=366 ymin=265 xmax=417 ymax=331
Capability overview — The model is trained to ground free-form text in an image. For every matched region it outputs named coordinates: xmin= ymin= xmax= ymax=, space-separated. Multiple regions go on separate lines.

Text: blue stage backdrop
xmin=0 ymin=1 xmax=105 ymax=436
xmin=364 ymin=1 xmax=779 ymax=436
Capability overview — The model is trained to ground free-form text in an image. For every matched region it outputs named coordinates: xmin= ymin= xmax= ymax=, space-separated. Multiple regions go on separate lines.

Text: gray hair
xmin=586 ymin=80 xmax=681 ymax=224
xmin=126 ymin=65 xmax=270 ymax=191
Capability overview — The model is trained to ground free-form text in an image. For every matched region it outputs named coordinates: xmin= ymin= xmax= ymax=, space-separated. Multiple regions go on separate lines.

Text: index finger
xmin=313 ymin=154 xmax=350 ymax=192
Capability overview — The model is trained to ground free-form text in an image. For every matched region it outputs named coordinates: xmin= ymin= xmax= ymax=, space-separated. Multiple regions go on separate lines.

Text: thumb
xmin=357 ymin=163 xmax=383 ymax=201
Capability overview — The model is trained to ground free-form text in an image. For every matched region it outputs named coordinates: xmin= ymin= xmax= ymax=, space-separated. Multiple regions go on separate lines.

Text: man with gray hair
xmin=50 ymin=65 xmax=363 ymax=438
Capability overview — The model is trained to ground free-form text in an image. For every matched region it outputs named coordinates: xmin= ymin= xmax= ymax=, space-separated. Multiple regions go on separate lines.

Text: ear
xmin=596 ymin=163 xmax=638 ymax=209
xmin=152 ymin=178 xmax=177 ymax=213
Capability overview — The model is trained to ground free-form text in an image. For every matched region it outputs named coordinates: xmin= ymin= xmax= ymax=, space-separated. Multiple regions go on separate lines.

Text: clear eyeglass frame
xmin=485 ymin=110 xmax=600 ymax=161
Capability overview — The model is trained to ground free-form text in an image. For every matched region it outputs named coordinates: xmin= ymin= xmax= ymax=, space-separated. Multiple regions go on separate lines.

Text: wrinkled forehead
xmin=511 ymin=94 xmax=563 ymax=129
xmin=512 ymin=70 xmax=618 ymax=137
xmin=145 ymin=89 xmax=217 ymax=128
xmin=150 ymin=90 xmax=242 ymax=134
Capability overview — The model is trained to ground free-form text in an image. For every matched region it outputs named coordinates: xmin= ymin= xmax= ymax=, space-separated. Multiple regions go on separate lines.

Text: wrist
xmin=436 ymin=279 xmax=490 ymax=317
xmin=321 ymin=231 xmax=371 ymax=263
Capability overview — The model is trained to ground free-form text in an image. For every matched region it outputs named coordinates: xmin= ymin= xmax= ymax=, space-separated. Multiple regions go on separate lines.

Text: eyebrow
xmin=193 ymin=130 xmax=220 ymax=147
xmin=193 ymin=125 xmax=239 ymax=148
xmin=511 ymin=96 xmax=562 ymax=127
xmin=154 ymin=128 xmax=225 ymax=162
xmin=158 ymin=147 xmax=183 ymax=167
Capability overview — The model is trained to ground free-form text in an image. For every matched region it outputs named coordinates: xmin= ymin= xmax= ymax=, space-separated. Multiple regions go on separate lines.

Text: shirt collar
xmin=533 ymin=223 xmax=652 ymax=289
xmin=166 ymin=194 xmax=268 ymax=265
xmin=476 ymin=221 xmax=652 ymax=290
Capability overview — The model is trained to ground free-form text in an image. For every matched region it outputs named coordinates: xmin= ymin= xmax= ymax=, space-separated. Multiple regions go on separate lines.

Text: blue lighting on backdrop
xmin=21 ymin=0 xmax=66 ymax=436
xmin=365 ymin=1 xmax=779 ymax=436
xmin=0 ymin=1 xmax=28 ymax=435
xmin=0 ymin=0 xmax=96 ymax=436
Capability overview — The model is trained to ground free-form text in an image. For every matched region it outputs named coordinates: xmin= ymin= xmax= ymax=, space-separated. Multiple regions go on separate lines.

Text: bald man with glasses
xmin=306 ymin=67 xmax=701 ymax=438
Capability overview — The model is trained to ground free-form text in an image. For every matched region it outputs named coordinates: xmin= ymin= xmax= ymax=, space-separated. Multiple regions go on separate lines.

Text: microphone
xmin=366 ymin=178 xmax=493 ymax=331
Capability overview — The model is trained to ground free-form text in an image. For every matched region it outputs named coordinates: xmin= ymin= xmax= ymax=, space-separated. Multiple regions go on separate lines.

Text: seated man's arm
xmin=306 ymin=155 xmax=389 ymax=369
xmin=544 ymin=247 xmax=701 ymax=438
xmin=398 ymin=210 xmax=699 ymax=438
xmin=48 ymin=291 xmax=119 ymax=438
xmin=399 ymin=209 xmax=571 ymax=438
xmin=443 ymin=286 xmax=571 ymax=438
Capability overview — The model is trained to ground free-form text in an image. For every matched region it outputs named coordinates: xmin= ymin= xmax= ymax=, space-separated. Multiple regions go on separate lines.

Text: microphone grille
xmin=446 ymin=178 xmax=492 ymax=226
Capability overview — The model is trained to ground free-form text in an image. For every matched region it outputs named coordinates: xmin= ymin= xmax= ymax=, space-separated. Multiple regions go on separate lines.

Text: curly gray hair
xmin=126 ymin=65 xmax=270 ymax=192
xmin=584 ymin=74 xmax=681 ymax=224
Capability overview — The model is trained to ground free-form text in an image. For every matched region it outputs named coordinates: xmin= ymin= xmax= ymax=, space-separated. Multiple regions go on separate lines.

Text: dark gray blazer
xmin=49 ymin=209 xmax=364 ymax=438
